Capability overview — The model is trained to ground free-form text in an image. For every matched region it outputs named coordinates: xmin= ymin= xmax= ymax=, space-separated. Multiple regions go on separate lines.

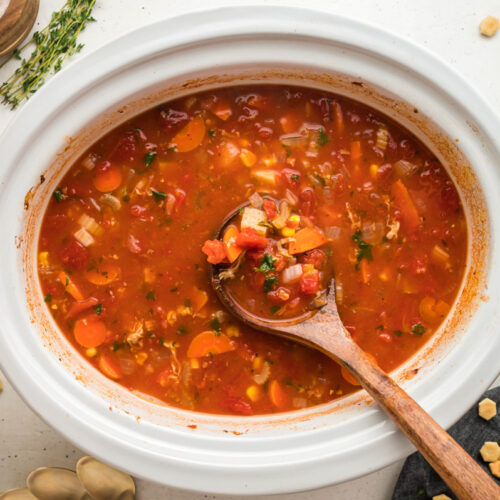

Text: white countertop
xmin=1 ymin=1 xmax=499 ymax=498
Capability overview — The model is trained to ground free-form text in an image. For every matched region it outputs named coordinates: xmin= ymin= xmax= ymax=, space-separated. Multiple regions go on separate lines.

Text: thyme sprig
xmin=0 ymin=0 xmax=97 ymax=109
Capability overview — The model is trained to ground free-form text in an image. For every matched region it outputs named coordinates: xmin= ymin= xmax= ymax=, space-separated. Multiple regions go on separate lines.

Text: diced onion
xmin=325 ymin=226 xmax=341 ymax=241
xmin=73 ymin=227 xmax=95 ymax=247
xmin=100 ymin=194 xmax=121 ymax=211
xmin=81 ymin=153 xmax=98 ymax=170
xmin=394 ymin=160 xmax=417 ymax=178
xmin=280 ymin=134 xmax=308 ymax=148
xmin=253 ymin=361 xmax=271 ymax=385
xmin=78 ymin=213 xmax=103 ymax=236
xmin=281 ymin=264 xmax=303 ymax=284
xmin=248 ymin=192 xmax=264 ymax=209
xmin=361 ymin=222 xmax=385 ymax=245
xmin=165 ymin=193 xmax=176 ymax=215
xmin=272 ymin=201 xmax=291 ymax=229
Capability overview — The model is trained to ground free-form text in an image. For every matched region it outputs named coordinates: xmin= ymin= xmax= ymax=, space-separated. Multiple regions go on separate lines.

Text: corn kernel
xmin=227 ymin=325 xmax=240 ymax=337
xmin=135 ymin=352 xmax=148 ymax=365
xmin=246 ymin=385 xmax=263 ymax=402
xmin=176 ymin=305 xmax=193 ymax=316
xmin=370 ymin=164 xmax=378 ymax=178
xmin=190 ymin=358 xmax=200 ymax=369
xmin=39 ymin=251 xmax=49 ymax=266
xmin=240 ymin=148 xmax=257 ymax=167
xmin=86 ymin=348 xmax=97 ymax=358
xmin=379 ymin=269 xmax=390 ymax=282
xmin=262 ymin=155 xmax=277 ymax=167
xmin=239 ymin=138 xmax=250 ymax=147
xmin=281 ymin=226 xmax=296 ymax=237
xmin=303 ymin=264 xmax=315 ymax=274
xmin=253 ymin=356 xmax=263 ymax=372
xmin=167 ymin=310 xmax=177 ymax=325
xmin=278 ymin=289 xmax=290 ymax=301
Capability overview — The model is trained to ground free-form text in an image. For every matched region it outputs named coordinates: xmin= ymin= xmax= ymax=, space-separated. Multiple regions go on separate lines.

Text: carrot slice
xmin=360 ymin=259 xmax=371 ymax=284
xmin=66 ymin=296 xmax=99 ymax=319
xmin=391 ymin=180 xmax=420 ymax=233
xmin=170 ymin=116 xmax=206 ymax=153
xmin=223 ymin=225 xmax=243 ymax=263
xmin=58 ymin=271 xmax=84 ymax=301
xmin=93 ymin=161 xmax=122 ymax=193
xmin=269 ymin=380 xmax=290 ymax=410
xmin=98 ymin=352 xmax=122 ymax=379
xmin=74 ymin=316 xmax=107 ymax=348
xmin=341 ymin=366 xmax=360 ymax=386
xmin=85 ymin=261 xmax=121 ymax=285
xmin=334 ymin=102 xmax=344 ymax=134
xmin=187 ymin=331 xmax=235 ymax=358
xmin=419 ymin=296 xmax=450 ymax=324
xmin=288 ymin=227 xmax=327 ymax=255
xmin=190 ymin=287 xmax=208 ymax=313
xmin=350 ymin=140 xmax=361 ymax=161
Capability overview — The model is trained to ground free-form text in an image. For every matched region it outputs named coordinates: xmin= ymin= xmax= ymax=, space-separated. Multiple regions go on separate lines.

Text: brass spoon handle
xmin=339 ymin=343 xmax=500 ymax=500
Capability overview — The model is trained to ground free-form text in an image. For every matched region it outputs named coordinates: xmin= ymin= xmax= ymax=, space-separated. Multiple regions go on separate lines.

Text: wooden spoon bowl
xmin=210 ymin=208 xmax=500 ymax=500
xmin=0 ymin=0 xmax=39 ymax=58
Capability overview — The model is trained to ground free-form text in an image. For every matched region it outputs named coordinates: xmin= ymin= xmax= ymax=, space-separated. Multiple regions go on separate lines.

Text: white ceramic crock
xmin=0 ymin=6 xmax=499 ymax=495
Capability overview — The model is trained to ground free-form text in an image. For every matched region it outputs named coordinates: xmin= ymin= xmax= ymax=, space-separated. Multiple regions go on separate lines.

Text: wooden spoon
xmin=0 ymin=0 xmax=39 ymax=58
xmin=210 ymin=206 xmax=500 ymax=500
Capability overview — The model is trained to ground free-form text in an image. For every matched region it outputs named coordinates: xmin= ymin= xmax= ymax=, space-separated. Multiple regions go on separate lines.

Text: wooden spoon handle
xmin=341 ymin=346 xmax=500 ymax=500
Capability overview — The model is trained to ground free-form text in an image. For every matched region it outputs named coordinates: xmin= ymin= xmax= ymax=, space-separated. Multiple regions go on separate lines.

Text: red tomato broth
xmin=37 ymin=85 xmax=467 ymax=415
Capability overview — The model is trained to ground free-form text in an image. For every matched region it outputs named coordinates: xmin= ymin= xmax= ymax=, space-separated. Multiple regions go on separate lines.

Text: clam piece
xmin=76 ymin=456 xmax=135 ymax=500
xmin=26 ymin=467 xmax=90 ymax=500
xmin=0 ymin=489 xmax=37 ymax=500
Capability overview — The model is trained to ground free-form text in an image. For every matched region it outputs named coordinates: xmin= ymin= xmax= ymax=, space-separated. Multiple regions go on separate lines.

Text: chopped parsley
xmin=112 ymin=341 xmax=124 ymax=351
xmin=352 ymin=229 xmax=373 ymax=270
xmin=238 ymin=206 xmax=244 ymax=215
xmin=291 ymin=174 xmax=300 ymax=182
xmin=151 ymin=188 xmax=167 ymax=202
xmin=411 ymin=323 xmax=426 ymax=336
xmin=314 ymin=173 xmax=326 ymax=186
xmin=146 ymin=291 xmax=156 ymax=301
xmin=208 ymin=129 xmax=215 ymax=137
xmin=93 ymin=303 xmax=103 ymax=315
xmin=393 ymin=329 xmax=404 ymax=337
xmin=122 ymin=194 xmax=130 ymax=203
xmin=177 ymin=326 xmax=188 ymax=335
xmin=210 ymin=317 xmax=221 ymax=336
xmin=376 ymin=324 xmax=384 ymax=331
xmin=52 ymin=188 xmax=66 ymax=202
xmin=44 ymin=293 xmax=52 ymax=303
xmin=264 ymin=275 xmax=278 ymax=293
xmin=255 ymin=253 xmax=275 ymax=274
xmin=270 ymin=305 xmax=281 ymax=315
xmin=317 ymin=129 xmax=332 ymax=147
xmin=144 ymin=150 xmax=157 ymax=166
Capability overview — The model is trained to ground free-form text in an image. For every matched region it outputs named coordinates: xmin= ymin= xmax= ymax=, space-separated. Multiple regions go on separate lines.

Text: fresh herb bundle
xmin=0 ymin=0 xmax=97 ymax=109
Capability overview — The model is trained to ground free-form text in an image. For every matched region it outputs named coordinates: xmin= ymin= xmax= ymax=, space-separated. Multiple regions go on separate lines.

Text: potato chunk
xmin=478 ymin=398 xmax=497 ymax=420
xmin=480 ymin=441 xmax=500 ymax=462
xmin=480 ymin=16 xmax=499 ymax=37
xmin=240 ymin=207 xmax=268 ymax=236
xmin=432 ymin=495 xmax=452 ymax=500
xmin=490 ymin=460 xmax=500 ymax=478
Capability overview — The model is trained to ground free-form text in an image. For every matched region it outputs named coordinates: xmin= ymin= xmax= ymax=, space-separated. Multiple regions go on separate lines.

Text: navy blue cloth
xmin=392 ymin=387 xmax=500 ymax=499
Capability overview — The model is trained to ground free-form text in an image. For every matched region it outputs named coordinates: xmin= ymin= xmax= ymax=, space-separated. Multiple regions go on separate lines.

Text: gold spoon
xmin=210 ymin=206 xmax=500 ymax=500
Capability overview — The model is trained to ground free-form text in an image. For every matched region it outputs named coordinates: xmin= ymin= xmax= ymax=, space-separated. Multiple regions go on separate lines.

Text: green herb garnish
xmin=93 ymin=303 xmax=102 ymax=315
xmin=112 ymin=341 xmax=124 ymax=351
xmin=177 ymin=326 xmax=187 ymax=335
xmin=53 ymin=188 xmax=66 ymax=202
xmin=144 ymin=151 xmax=157 ymax=167
xmin=393 ymin=330 xmax=404 ymax=337
xmin=146 ymin=291 xmax=155 ymax=301
xmin=151 ymin=188 xmax=166 ymax=202
xmin=317 ymin=129 xmax=332 ymax=147
xmin=0 ymin=0 xmax=97 ymax=109
xmin=411 ymin=323 xmax=426 ymax=336
xmin=44 ymin=293 xmax=52 ymax=303
xmin=270 ymin=305 xmax=281 ymax=315
xmin=352 ymin=229 xmax=373 ymax=270
xmin=255 ymin=253 xmax=275 ymax=274
xmin=264 ymin=275 xmax=278 ymax=293
xmin=291 ymin=174 xmax=300 ymax=182
xmin=208 ymin=129 xmax=215 ymax=137
xmin=210 ymin=317 xmax=221 ymax=336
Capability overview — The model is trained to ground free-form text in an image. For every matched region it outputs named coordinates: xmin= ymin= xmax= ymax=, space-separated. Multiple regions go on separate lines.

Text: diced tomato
xmin=282 ymin=168 xmax=301 ymax=188
xmin=250 ymin=270 xmax=266 ymax=291
xmin=221 ymin=396 xmax=253 ymax=415
xmin=300 ymin=269 xmax=320 ymax=295
xmin=440 ymin=184 xmax=459 ymax=212
xmin=299 ymin=187 xmax=315 ymax=216
xmin=279 ymin=111 xmax=302 ymax=133
xmin=202 ymin=239 xmax=227 ymax=264
xmin=235 ymin=228 xmax=268 ymax=249
xmin=263 ymin=198 xmax=277 ymax=220
xmin=300 ymin=249 xmax=326 ymax=269
xmin=376 ymin=163 xmax=393 ymax=187
xmin=391 ymin=180 xmax=420 ymax=233
xmin=59 ymin=239 xmax=89 ymax=269
xmin=110 ymin=131 xmax=137 ymax=162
